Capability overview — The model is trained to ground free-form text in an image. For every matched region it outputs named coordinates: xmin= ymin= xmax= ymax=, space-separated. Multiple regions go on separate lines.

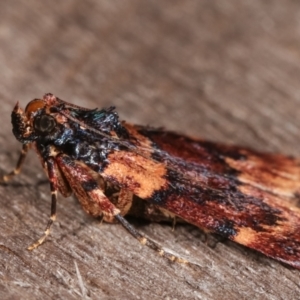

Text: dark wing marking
xmin=134 ymin=126 xmax=300 ymax=269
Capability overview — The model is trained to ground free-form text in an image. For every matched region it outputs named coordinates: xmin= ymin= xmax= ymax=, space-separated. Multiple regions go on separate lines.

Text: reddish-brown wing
xmin=129 ymin=126 xmax=300 ymax=269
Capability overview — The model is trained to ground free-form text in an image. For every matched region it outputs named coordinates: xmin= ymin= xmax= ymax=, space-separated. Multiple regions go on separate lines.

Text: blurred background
xmin=1 ymin=1 xmax=300 ymax=152
xmin=0 ymin=1 xmax=300 ymax=299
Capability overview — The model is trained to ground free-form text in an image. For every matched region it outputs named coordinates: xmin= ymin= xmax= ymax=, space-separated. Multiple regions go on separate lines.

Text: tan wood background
xmin=0 ymin=1 xmax=300 ymax=299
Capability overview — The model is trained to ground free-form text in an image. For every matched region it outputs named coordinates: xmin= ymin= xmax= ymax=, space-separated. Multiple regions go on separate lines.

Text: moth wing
xmin=140 ymin=127 xmax=300 ymax=200
xmin=128 ymin=127 xmax=300 ymax=269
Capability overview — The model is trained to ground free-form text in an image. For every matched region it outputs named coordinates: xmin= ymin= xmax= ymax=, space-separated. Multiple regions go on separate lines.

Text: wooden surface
xmin=0 ymin=1 xmax=300 ymax=299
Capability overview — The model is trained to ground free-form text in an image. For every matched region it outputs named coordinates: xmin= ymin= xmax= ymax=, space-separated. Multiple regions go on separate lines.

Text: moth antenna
xmin=58 ymin=109 xmax=118 ymax=140
xmin=45 ymin=94 xmax=94 ymax=111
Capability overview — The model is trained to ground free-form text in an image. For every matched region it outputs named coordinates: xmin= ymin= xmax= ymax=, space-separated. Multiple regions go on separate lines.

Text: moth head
xmin=11 ymin=94 xmax=61 ymax=143
xmin=28 ymin=100 xmax=57 ymax=135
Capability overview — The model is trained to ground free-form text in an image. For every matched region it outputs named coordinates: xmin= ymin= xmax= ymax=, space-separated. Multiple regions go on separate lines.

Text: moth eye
xmin=34 ymin=115 xmax=56 ymax=134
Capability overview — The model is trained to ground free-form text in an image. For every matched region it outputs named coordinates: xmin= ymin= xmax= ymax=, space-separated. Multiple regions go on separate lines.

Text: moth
xmin=2 ymin=93 xmax=300 ymax=269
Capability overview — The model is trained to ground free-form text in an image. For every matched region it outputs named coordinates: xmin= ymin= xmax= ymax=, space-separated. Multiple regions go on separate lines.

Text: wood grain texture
xmin=0 ymin=1 xmax=300 ymax=299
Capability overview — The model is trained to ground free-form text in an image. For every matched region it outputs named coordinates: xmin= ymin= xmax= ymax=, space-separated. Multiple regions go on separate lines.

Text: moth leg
xmin=28 ymin=158 xmax=58 ymax=250
xmin=85 ymin=186 xmax=120 ymax=221
xmin=172 ymin=216 xmax=177 ymax=231
xmin=200 ymin=231 xmax=225 ymax=248
xmin=206 ymin=234 xmax=227 ymax=248
xmin=107 ymin=189 xmax=133 ymax=221
xmin=55 ymin=155 xmax=120 ymax=220
xmin=1 ymin=144 xmax=30 ymax=183
xmin=115 ymin=214 xmax=188 ymax=264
